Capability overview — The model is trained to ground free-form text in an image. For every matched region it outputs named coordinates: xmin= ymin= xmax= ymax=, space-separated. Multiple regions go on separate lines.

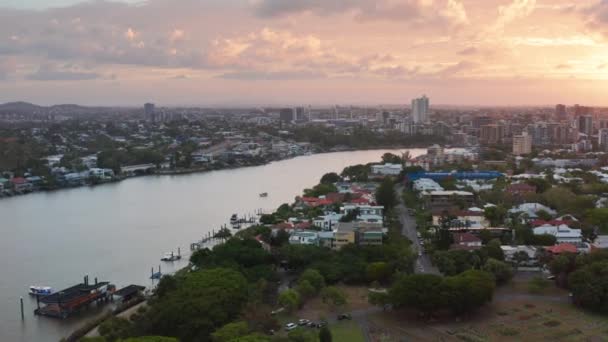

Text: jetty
xmin=34 ymin=276 xmax=113 ymax=319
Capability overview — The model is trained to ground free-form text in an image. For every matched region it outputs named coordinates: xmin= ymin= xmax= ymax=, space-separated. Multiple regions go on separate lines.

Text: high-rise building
xmin=599 ymin=129 xmax=608 ymax=151
xmin=411 ymin=95 xmax=429 ymax=124
xmin=578 ymin=115 xmax=593 ymax=136
xmin=279 ymin=108 xmax=295 ymax=123
xmin=144 ymin=103 xmax=155 ymax=122
xmin=480 ymin=124 xmax=504 ymax=145
xmin=555 ymin=104 xmax=566 ymax=121
xmin=513 ymin=132 xmax=532 ymax=155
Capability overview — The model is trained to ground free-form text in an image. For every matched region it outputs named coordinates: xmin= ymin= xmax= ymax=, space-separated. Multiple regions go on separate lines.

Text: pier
xmin=34 ymin=276 xmax=113 ymax=319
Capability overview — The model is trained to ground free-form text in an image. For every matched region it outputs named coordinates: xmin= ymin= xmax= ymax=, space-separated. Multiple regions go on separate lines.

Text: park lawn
xmin=330 ymin=320 xmax=365 ymax=342
xmin=367 ymin=281 xmax=608 ymax=341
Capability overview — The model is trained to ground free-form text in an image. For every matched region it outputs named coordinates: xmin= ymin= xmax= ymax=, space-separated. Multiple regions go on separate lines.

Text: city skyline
xmin=2 ymin=0 xmax=608 ymax=106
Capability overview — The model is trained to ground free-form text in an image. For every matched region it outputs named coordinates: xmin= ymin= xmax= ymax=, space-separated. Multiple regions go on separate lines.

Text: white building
xmin=371 ymin=163 xmax=403 ymax=176
xmin=508 ymin=203 xmax=557 ymax=218
xmin=533 ymin=224 xmax=582 ymax=244
xmin=413 ymin=178 xmax=444 ymax=193
xmin=313 ymin=212 xmax=344 ymax=231
xmin=288 ymin=230 xmax=319 ymax=246
xmin=513 ymin=132 xmax=532 ymax=155
xmin=411 ymin=95 xmax=429 ymax=124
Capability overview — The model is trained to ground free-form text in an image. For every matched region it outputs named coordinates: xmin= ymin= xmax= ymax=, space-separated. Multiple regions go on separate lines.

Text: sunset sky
xmin=1 ymin=0 xmax=608 ymax=106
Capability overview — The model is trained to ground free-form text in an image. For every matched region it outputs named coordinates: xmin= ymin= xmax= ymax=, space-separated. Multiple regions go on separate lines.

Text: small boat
xmin=259 ymin=192 xmax=268 ymax=197
xmin=29 ymin=286 xmax=53 ymax=296
xmin=160 ymin=251 xmax=181 ymax=262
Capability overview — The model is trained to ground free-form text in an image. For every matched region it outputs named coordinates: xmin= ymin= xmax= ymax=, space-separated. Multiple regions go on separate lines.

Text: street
xmin=395 ymin=185 xmax=440 ymax=275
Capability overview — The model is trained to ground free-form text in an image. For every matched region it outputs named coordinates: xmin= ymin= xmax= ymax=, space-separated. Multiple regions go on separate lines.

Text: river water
xmin=0 ymin=148 xmax=425 ymax=342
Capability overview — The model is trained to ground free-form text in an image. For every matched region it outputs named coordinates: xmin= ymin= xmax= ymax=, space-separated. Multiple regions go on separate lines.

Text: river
xmin=0 ymin=148 xmax=425 ymax=342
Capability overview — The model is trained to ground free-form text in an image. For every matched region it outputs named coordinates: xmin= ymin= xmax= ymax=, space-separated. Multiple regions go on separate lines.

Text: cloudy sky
xmin=1 ymin=0 xmax=608 ymax=106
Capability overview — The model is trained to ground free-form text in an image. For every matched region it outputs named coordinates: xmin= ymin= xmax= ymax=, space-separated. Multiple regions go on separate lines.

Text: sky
xmin=1 ymin=0 xmax=608 ymax=106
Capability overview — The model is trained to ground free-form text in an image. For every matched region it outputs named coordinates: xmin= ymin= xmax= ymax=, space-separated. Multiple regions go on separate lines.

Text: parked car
xmin=337 ymin=313 xmax=352 ymax=320
xmin=298 ymin=319 xmax=310 ymax=326
xmin=285 ymin=323 xmax=298 ymax=331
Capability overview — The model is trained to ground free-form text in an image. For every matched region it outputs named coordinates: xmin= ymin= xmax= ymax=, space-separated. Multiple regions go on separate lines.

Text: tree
xmin=482 ymin=258 xmax=513 ymax=285
xmin=211 ymin=321 xmax=249 ymax=342
xmin=586 ymin=208 xmax=608 ymax=234
xmin=271 ymin=229 xmax=290 ymax=247
xmin=299 ymin=269 xmax=326 ymax=291
xmin=389 ymin=274 xmax=444 ymax=316
xmin=319 ymin=325 xmax=332 ymax=342
xmin=99 ymin=317 xmax=133 ymax=341
xmin=376 ymin=178 xmax=397 ymax=210
xmin=366 ymin=262 xmax=392 ymax=284
xmin=484 ymin=206 xmax=507 ymax=227
xmin=320 ymin=172 xmax=341 ymax=184
xmin=131 ymin=268 xmax=249 ymax=342
xmin=214 ymin=227 xmax=232 ymax=241
xmin=320 ymin=286 xmax=347 ymax=309
xmin=536 ymin=209 xmax=553 ymax=221
xmin=278 ymin=289 xmax=301 ymax=312
xmin=568 ymin=261 xmax=608 ymax=313
xmin=483 ymin=239 xmax=504 ymax=261
xmin=382 ymin=153 xmax=403 ymax=164
xmin=296 ymin=280 xmax=316 ymax=300
xmin=513 ymin=251 xmax=530 ymax=269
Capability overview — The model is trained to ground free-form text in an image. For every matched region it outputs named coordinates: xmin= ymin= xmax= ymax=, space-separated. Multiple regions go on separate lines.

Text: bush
xmin=527 ymin=276 xmax=550 ymax=294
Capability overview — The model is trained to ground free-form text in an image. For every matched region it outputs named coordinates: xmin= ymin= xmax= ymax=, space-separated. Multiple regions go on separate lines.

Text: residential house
xmin=450 ymin=232 xmax=482 ymax=250
xmin=423 ymin=190 xmax=475 ymax=211
xmin=533 ymin=224 xmax=582 ymax=244
xmin=333 ymin=222 xmax=384 ymax=250
xmin=288 ymin=230 xmax=319 ymax=246
xmin=501 ymin=245 xmax=538 ymax=266
xmin=11 ymin=177 xmax=33 ymax=193
xmin=431 ymin=209 xmax=489 ymax=229
xmin=313 ymin=212 xmax=343 ymax=231
xmin=413 ymin=178 xmax=444 ymax=193
xmin=545 ymin=243 xmax=578 ymax=255
xmin=506 ymin=183 xmax=536 ymax=201
xmin=508 ymin=203 xmax=557 ymax=220
xmin=26 ymin=176 xmax=44 ymax=190
xmin=341 ymin=204 xmax=384 ymax=224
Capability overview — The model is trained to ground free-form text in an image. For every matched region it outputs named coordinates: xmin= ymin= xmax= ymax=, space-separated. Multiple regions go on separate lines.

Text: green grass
xmin=330 ymin=321 xmax=366 ymax=342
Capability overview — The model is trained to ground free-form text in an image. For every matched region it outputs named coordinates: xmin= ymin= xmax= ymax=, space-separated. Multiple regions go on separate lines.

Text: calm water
xmin=0 ymin=148 xmax=424 ymax=342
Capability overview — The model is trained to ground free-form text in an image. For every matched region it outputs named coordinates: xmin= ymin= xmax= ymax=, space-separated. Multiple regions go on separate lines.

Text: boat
xmin=160 ymin=251 xmax=181 ymax=262
xmin=259 ymin=192 xmax=268 ymax=197
xmin=29 ymin=286 xmax=53 ymax=296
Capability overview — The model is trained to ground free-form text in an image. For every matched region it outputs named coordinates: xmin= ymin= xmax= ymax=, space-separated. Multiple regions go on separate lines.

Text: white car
xmin=285 ymin=323 xmax=298 ymax=331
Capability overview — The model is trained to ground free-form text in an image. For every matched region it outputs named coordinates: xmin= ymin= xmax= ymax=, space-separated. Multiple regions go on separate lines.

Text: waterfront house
xmin=11 ymin=177 xmax=33 ymax=193
xmin=533 ymin=224 xmax=582 ymax=244
xmin=26 ymin=176 xmax=44 ymax=190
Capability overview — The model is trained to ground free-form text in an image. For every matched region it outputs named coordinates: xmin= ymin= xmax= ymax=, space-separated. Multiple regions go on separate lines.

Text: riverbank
xmin=0 ymin=143 xmax=435 ymax=201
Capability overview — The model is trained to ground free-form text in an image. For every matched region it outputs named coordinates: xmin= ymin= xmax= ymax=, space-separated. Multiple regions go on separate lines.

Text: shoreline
xmin=1 ymin=144 xmax=433 ymax=201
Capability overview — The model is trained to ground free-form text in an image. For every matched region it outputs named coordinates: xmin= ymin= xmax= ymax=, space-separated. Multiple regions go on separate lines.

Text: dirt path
xmin=85 ymin=301 xmax=147 ymax=337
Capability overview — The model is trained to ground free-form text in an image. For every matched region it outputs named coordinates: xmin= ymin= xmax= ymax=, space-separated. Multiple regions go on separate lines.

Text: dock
xmin=34 ymin=276 xmax=113 ymax=319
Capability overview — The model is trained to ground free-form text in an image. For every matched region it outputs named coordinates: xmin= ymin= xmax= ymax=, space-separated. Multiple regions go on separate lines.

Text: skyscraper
xmin=555 ymin=104 xmax=566 ymax=121
xmin=578 ymin=115 xmax=593 ymax=136
xmin=279 ymin=108 xmax=295 ymax=123
xmin=411 ymin=95 xmax=429 ymax=124
xmin=144 ymin=103 xmax=155 ymax=122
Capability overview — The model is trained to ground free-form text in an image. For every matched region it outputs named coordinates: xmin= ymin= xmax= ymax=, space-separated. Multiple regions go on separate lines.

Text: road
xmin=395 ymin=185 xmax=440 ymax=275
